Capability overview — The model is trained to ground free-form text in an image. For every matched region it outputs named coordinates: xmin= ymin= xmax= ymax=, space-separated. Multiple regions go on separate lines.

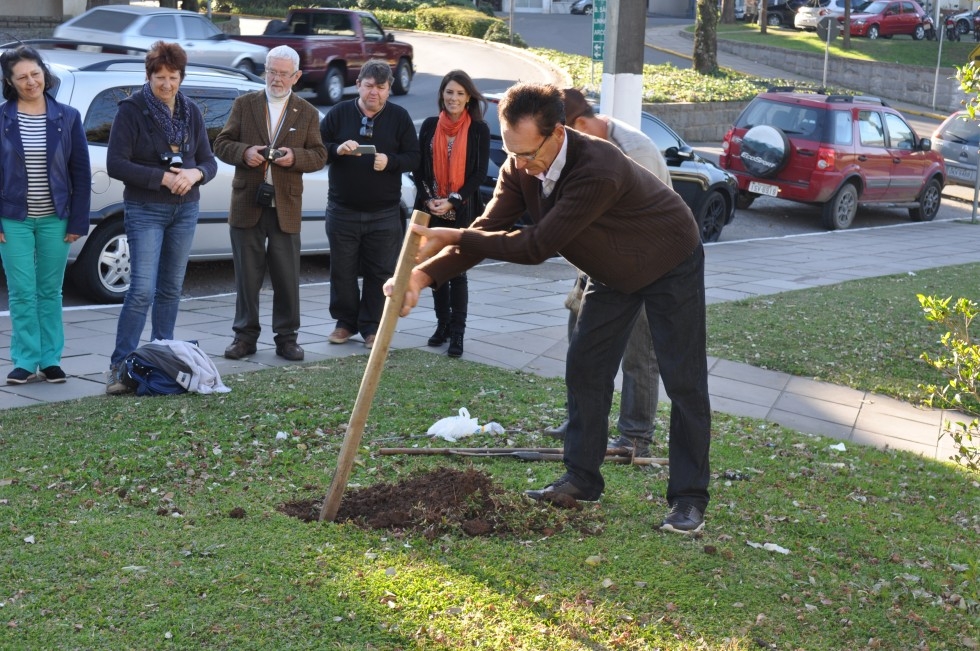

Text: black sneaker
xmin=6 ymin=368 xmax=35 ymax=385
xmin=608 ymin=435 xmax=651 ymax=459
xmin=660 ymin=502 xmax=705 ymax=535
xmin=525 ymin=473 xmax=602 ymax=502
xmin=543 ymin=419 xmax=568 ymax=440
xmin=39 ymin=366 xmax=67 ymax=383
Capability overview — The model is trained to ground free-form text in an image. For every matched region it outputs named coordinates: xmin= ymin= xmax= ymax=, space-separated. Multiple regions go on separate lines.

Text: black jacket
xmin=413 ymin=116 xmax=490 ymax=228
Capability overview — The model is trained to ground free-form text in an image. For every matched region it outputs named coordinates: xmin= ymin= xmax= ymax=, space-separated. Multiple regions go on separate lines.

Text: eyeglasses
xmin=266 ymin=69 xmax=297 ymax=80
xmin=360 ymin=116 xmax=374 ymax=138
xmin=507 ymin=132 xmax=552 ymax=162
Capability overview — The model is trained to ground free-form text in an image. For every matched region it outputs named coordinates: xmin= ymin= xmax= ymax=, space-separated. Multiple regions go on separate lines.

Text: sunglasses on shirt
xmin=360 ymin=116 xmax=374 ymax=138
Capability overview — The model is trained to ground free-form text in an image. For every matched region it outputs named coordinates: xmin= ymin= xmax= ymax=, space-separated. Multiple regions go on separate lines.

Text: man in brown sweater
xmin=389 ymin=82 xmax=711 ymax=534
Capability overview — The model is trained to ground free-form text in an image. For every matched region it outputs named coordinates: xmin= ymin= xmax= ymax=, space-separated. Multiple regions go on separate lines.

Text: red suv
xmin=837 ymin=0 xmax=930 ymax=39
xmin=719 ymin=89 xmax=945 ymax=229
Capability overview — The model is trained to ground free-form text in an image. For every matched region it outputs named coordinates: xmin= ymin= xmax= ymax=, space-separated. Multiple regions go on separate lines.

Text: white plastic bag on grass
xmin=427 ymin=408 xmax=505 ymax=442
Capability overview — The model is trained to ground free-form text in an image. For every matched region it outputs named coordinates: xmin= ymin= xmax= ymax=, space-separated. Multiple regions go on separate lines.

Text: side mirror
xmin=918 ymin=137 xmax=932 ymax=151
xmin=386 ymin=32 xmax=394 ymax=42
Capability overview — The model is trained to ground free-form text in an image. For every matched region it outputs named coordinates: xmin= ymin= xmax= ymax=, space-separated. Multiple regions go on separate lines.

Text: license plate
xmin=949 ymin=166 xmax=975 ymax=181
xmin=748 ymin=181 xmax=780 ymax=197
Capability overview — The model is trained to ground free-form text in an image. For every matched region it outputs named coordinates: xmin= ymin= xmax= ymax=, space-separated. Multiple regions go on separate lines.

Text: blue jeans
xmin=326 ymin=203 xmax=402 ymax=338
xmin=565 ymin=245 xmax=711 ymax=511
xmin=0 ymin=215 xmax=70 ymax=371
xmin=110 ymin=201 xmax=198 ymax=367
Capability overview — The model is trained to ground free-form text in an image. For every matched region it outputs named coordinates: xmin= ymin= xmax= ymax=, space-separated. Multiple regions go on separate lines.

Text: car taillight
xmin=720 ymin=129 xmax=733 ymax=165
xmin=816 ymin=146 xmax=836 ymax=170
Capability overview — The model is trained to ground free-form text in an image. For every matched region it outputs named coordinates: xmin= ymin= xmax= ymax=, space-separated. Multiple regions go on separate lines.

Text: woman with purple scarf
xmin=104 ymin=41 xmax=217 ymax=395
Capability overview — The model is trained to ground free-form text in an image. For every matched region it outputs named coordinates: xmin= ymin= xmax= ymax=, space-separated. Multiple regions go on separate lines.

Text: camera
xmin=160 ymin=152 xmax=183 ymax=168
xmin=260 ymin=146 xmax=285 ymax=162
xmin=255 ymin=182 xmax=275 ymax=207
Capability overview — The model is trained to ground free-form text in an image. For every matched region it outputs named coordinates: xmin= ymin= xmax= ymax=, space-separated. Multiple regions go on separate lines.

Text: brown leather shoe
xmin=328 ymin=327 xmax=353 ymax=344
xmin=276 ymin=342 xmax=305 ymax=361
xmin=364 ymin=334 xmax=376 ymax=349
xmin=224 ymin=338 xmax=257 ymax=360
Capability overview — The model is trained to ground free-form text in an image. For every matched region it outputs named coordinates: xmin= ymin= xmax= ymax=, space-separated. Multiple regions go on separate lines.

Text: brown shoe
xmin=364 ymin=334 xmax=376 ymax=349
xmin=224 ymin=338 xmax=257 ymax=360
xmin=276 ymin=342 xmax=305 ymax=361
xmin=525 ymin=474 xmax=601 ymax=502
xmin=328 ymin=327 xmax=353 ymax=344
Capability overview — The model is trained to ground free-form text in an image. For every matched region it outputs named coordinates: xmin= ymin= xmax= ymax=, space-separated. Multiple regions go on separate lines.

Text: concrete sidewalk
xmin=2 ymin=219 xmax=974 ymax=464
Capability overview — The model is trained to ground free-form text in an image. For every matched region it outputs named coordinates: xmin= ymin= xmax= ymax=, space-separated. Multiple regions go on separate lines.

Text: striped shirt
xmin=18 ymin=112 xmax=56 ymax=217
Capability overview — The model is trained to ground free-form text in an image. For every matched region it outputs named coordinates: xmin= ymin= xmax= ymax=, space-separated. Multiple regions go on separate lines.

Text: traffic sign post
xmin=591 ymin=0 xmax=607 ymax=62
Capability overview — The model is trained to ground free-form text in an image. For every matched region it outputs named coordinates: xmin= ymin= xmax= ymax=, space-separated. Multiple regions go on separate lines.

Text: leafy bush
xmin=372 ymin=8 xmax=417 ymax=28
xmin=484 ymin=19 xmax=527 ymax=47
xmin=415 ymin=6 xmax=496 ymax=38
xmin=918 ymin=294 xmax=980 ymax=474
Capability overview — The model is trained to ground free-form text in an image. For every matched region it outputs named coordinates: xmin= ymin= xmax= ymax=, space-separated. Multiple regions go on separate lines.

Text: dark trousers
xmin=431 ymin=273 xmax=468 ymax=331
xmin=564 ymin=245 xmax=711 ymax=512
xmin=229 ymin=207 xmax=301 ymax=346
xmin=326 ymin=203 xmax=402 ymax=338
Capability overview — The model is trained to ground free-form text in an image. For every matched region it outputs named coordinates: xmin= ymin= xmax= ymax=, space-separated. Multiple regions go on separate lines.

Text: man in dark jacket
xmin=213 ymin=45 xmax=327 ymax=362
xmin=319 ymin=59 xmax=420 ymax=350
xmin=388 ymin=82 xmax=711 ymax=535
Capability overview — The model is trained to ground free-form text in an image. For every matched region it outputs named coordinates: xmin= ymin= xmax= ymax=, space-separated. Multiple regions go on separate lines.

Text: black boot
xmin=447 ymin=329 xmax=464 ymax=358
xmin=428 ymin=321 xmax=450 ymax=347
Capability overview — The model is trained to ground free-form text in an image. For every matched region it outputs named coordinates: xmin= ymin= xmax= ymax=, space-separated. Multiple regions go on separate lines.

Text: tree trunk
xmin=693 ymin=0 xmax=718 ymax=74
xmin=760 ymin=2 xmax=768 ymax=35
xmin=720 ymin=0 xmax=736 ymax=24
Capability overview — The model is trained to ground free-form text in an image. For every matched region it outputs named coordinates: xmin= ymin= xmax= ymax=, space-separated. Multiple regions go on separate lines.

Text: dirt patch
xmin=277 ymin=467 xmax=603 ymax=538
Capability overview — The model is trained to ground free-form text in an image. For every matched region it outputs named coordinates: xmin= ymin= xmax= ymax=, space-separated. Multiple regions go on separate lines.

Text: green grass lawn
xmin=1 ymin=347 xmax=977 ymax=649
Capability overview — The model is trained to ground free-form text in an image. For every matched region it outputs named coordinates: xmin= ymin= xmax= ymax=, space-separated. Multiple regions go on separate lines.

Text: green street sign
xmin=592 ymin=0 xmax=607 ymax=62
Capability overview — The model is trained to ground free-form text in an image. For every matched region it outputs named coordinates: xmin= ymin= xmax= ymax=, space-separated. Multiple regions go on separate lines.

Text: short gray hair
xmin=266 ymin=46 xmax=299 ymax=72
xmin=357 ymin=59 xmax=393 ymax=85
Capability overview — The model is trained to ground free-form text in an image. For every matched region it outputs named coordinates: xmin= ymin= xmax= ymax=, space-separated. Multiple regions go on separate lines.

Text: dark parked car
xmin=719 ymin=88 xmax=944 ymax=230
xmin=931 ymin=110 xmax=980 ymax=188
xmin=479 ymin=96 xmax=738 ymax=242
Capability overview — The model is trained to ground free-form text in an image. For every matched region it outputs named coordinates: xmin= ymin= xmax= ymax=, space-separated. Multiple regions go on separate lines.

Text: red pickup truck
xmin=232 ymin=8 xmax=414 ymax=105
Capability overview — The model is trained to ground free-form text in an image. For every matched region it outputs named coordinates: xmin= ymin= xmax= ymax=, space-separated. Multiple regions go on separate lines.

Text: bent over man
xmin=388 ymin=83 xmax=711 ymax=535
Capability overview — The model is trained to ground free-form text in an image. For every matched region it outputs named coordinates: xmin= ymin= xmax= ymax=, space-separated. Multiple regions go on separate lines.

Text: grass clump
xmin=0 ymin=349 xmax=977 ymax=649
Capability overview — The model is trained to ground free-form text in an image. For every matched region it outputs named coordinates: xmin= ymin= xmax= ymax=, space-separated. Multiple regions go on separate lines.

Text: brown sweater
xmin=419 ymin=128 xmax=700 ymax=294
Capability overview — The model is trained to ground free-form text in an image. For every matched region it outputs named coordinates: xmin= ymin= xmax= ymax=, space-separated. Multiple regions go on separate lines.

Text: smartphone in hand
xmin=354 ymin=144 xmax=376 ymax=155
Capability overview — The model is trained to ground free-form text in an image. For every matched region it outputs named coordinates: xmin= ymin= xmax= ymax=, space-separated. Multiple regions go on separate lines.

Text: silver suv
xmin=6 ymin=49 xmax=414 ymax=303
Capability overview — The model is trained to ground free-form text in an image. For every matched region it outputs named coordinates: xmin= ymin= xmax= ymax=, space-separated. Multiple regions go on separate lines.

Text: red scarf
xmin=432 ymin=110 xmax=471 ymax=196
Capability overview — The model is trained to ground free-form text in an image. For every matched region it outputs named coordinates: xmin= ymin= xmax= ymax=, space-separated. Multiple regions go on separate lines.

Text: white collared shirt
xmin=536 ymin=130 xmax=568 ymax=198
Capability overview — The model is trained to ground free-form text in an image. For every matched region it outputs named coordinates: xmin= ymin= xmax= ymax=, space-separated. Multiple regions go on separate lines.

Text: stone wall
xmin=682 ymin=31 xmax=968 ymax=113
xmin=644 ymin=100 xmax=750 ymax=143
xmin=0 ymin=18 xmax=58 ymax=42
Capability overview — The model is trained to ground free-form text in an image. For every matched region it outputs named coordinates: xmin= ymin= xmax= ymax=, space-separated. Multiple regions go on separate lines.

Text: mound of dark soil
xmin=277 ymin=467 xmax=602 ymax=538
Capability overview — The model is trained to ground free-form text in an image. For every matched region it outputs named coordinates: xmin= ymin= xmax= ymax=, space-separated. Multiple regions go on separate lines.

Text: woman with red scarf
xmin=413 ymin=70 xmax=490 ymax=358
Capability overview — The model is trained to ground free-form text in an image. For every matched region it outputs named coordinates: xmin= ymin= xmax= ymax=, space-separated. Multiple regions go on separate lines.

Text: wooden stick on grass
xmin=319 ymin=210 xmax=430 ymax=522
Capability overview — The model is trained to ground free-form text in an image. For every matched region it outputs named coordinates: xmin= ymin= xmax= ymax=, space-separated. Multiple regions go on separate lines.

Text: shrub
xmin=917 ymin=293 xmax=980 ymax=474
xmin=483 ymin=19 xmax=527 ymax=47
xmin=415 ymin=6 xmax=497 ymax=38
xmin=372 ymin=8 xmax=418 ymax=28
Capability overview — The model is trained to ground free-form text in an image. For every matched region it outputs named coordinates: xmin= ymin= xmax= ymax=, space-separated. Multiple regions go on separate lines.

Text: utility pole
xmin=599 ymin=0 xmax=647 ymax=129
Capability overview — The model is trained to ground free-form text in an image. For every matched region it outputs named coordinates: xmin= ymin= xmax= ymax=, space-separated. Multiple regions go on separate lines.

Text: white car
xmin=5 ymin=48 xmax=414 ymax=303
xmin=54 ymin=5 xmax=268 ymax=75
xmin=794 ymin=0 xmax=854 ymax=30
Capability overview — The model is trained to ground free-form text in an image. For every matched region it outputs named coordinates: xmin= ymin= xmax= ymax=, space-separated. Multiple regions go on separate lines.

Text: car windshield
xmin=858 ymin=0 xmax=888 ymax=13
xmin=737 ymin=98 xmax=826 ymax=138
xmin=69 ymin=8 xmax=140 ymax=32
xmin=940 ymin=114 xmax=980 ymax=145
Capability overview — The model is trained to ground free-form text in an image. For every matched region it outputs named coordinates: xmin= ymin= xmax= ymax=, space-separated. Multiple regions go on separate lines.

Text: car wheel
xmin=821 ymin=182 xmax=858 ymax=230
xmin=736 ymin=191 xmax=757 ymax=210
xmin=392 ymin=58 xmax=412 ymax=96
xmin=584 ymin=4 xmax=593 ymax=13
xmin=867 ymin=24 xmax=880 ymax=39
xmin=913 ymin=24 xmax=925 ymax=40
xmin=696 ymin=191 xmax=729 ymax=243
xmin=739 ymin=125 xmax=791 ymax=177
xmin=317 ymin=66 xmax=345 ymax=105
xmin=910 ymin=178 xmax=942 ymax=222
xmin=235 ymin=59 xmax=255 ymax=75
xmin=958 ymin=18 xmax=971 ymax=33
xmin=72 ymin=220 xmax=130 ymax=303
xmin=767 ymin=13 xmax=782 ymax=26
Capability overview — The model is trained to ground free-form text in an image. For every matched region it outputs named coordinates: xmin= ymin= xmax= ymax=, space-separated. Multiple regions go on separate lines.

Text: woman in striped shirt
xmin=0 ymin=47 xmax=91 ymax=385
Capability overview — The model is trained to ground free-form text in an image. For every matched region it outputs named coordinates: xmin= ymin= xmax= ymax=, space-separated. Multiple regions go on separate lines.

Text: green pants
xmin=0 ymin=215 xmax=70 ymax=372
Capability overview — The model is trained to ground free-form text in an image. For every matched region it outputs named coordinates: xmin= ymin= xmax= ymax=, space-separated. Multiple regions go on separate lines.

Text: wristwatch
xmin=449 ymin=193 xmax=462 ymax=202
